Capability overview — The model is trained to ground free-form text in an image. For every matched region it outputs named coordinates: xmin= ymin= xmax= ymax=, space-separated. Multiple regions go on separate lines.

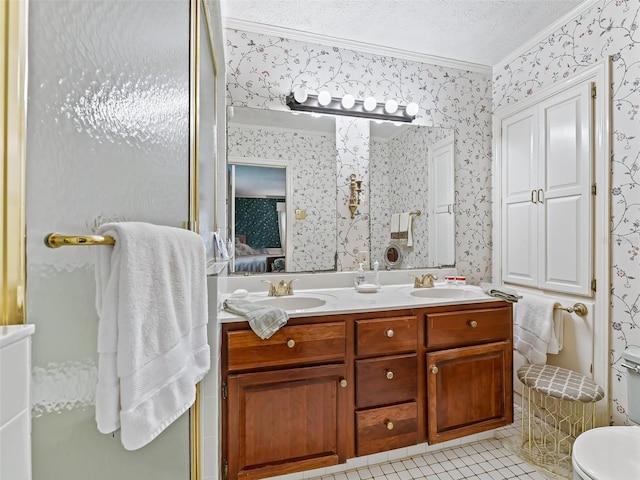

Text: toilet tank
xmin=622 ymin=347 xmax=640 ymax=424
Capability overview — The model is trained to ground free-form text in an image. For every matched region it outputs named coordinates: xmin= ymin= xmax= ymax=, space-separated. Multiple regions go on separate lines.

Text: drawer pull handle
xmin=339 ymin=378 xmax=348 ymax=388
xmin=430 ymin=365 xmax=438 ymax=374
xmin=468 ymin=320 xmax=478 ymax=328
xmin=386 ymin=370 xmax=394 ymax=380
xmin=385 ymin=329 xmax=395 ymax=338
xmin=385 ymin=420 xmax=394 ymax=430
xmin=286 ymin=339 xmax=295 ymax=348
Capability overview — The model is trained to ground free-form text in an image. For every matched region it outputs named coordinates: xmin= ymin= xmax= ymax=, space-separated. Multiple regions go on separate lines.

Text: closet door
xmin=501 ymin=107 xmax=539 ymax=287
xmin=429 ymin=136 xmax=455 ymax=266
xmin=538 ymin=82 xmax=593 ymax=295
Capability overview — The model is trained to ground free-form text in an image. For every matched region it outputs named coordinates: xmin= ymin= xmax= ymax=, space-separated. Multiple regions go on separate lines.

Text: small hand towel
xmin=223 ymin=298 xmax=288 ymax=339
xmin=398 ymin=212 xmax=413 ymax=247
xmin=94 ymin=222 xmax=210 ymax=450
xmin=480 ymin=282 xmax=521 ymax=303
xmin=513 ymin=294 xmax=560 ymax=365
xmin=390 ymin=214 xmax=401 ymax=244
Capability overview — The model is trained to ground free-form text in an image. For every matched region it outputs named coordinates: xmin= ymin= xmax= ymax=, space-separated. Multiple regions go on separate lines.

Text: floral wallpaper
xmin=370 ymin=126 xmax=455 ymax=269
xmin=225 ymin=28 xmax=493 ymax=284
xmin=227 ymin=124 xmax=336 ymax=271
xmin=235 ymin=197 xmax=283 ymax=248
xmin=493 ymin=0 xmax=640 ymax=425
xmin=336 ymin=117 xmax=370 ymax=270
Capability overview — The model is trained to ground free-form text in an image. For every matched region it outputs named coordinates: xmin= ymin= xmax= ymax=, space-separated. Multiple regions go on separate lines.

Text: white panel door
xmin=501 ymin=107 xmax=539 ymax=287
xmin=431 ymin=136 xmax=455 ymax=266
xmin=538 ymin=82 xmax=593 ymax=295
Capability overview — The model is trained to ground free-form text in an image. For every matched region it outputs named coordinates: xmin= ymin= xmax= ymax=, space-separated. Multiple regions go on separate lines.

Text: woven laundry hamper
xmin=517 ymin=364 xmax=604 ymax=478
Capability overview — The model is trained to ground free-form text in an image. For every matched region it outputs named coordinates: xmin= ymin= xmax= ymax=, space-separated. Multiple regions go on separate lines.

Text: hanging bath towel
xmin=94 ymin=222 xmax=210 ymax=450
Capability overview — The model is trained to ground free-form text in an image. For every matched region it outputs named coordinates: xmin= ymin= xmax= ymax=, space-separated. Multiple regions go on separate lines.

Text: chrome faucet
xmin=263 ymin=279 xmax=296 ymax=296
xmin=410 ymin=274 xmax=438 ymax=288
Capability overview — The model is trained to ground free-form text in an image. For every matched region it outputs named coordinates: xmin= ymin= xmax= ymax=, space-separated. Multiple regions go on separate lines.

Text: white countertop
xmin=218 ymin=283 xmax=505 ymax=322
xmin=0 ymin=324 xmax=35 ymax=348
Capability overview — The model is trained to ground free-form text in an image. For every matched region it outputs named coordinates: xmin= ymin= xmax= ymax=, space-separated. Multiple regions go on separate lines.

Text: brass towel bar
xmin=45 ymin=233 xmax=115 ymax=248
xmin=410 ymin=210 xmax=422 ymax=216
xmin=554 ymin=302 xmax=588 ymax=317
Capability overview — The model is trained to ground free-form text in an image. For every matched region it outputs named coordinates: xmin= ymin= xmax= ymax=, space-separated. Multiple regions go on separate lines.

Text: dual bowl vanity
xmin=218 ymin=278 xmax=514 ymax=480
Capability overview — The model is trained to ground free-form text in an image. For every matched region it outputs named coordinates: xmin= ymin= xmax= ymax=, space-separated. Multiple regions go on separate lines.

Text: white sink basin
xmin=252 ymin=295 xmax=335 ymax=311
xmin=409 ymin=287 xmax=482 ymax=299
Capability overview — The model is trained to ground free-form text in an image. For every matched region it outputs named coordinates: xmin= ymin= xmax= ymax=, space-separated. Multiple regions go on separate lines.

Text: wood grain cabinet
xmin=221 ymin=301 xmax=513 ymax=479
xmin=354 ymin=315 xmax=420 ymax=456
xmin=425 ymin=305 xmax=513 ymax=444
xmin=222 ymin=321 xmax=348 ymax=480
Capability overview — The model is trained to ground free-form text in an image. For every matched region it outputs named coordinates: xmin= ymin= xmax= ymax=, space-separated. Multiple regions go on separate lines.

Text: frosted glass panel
xmin=26 ymin=1 xmax=190 ymax=478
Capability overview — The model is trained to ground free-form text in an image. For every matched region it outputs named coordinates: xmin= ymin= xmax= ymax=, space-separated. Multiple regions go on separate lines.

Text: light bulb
xmin=318 ymin=91 xmax=332 ymax=106
xmin=384 ymin=99 xmax=398 ymax=114
xmin=405 ymin=102 xmax=419 ymax=116
xmin=363 ymin=96 xmax=377 ymax=112
xmin=341 ymin=94 xmax=355 ymax=109
xmin=293 ymin=88 xmax=308 ymax=103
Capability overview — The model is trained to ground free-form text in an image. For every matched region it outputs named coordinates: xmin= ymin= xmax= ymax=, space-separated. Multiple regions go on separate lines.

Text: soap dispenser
xmin=354 ymin=262 xmax=366 ymax=288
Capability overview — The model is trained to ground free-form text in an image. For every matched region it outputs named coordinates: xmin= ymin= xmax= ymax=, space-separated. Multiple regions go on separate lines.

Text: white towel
xmin=390 ymin=214 xmax=401 ymax=244
xmin=398 ymin=212 xmax=413 ymax=247
xmin=94 ymin=222 xmax=210 ymax=450
xmin=513 ymin=294 xmax=561 ymax=365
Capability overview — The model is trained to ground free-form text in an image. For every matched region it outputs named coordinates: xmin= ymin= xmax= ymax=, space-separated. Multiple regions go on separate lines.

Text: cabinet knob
xmin=385 ymin=420 xmax=394 ymax=430
xmin=385 ymin=370 xmax=394 ymax=380
xmin=286 ymin=339 xmax=295 ymax=348
xmin=430 ymin=365 xmax=438 ymax=374
xmin=468 ymin=320 xmax=478 ymax=328
xmin=385 ymin=329 xmax=395 ymax=338
xmin=339 ymin=379 xmax=348 ymax=388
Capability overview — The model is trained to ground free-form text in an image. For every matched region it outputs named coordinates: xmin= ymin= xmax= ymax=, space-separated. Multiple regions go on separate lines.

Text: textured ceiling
xmin=221 ymin=0 xmax=587 ymax=66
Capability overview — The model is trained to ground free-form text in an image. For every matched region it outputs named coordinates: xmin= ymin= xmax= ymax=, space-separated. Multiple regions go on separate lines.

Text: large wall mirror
xmin=227 ymin=106 xmax=455 ymax=274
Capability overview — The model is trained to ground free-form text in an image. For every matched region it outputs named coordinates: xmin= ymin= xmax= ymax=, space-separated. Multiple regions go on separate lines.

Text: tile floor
xmin=304 ymin=406 xmax=560 ymax=480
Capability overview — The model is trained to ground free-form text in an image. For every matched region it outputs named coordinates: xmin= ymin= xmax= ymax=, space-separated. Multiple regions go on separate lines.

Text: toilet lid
xmin=573 ymin=426 xmax=640 ymax=479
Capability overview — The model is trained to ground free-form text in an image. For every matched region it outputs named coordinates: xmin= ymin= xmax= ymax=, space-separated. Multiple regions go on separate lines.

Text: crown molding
xmin=493 ymin=0 xmax=600 ymax=70
xmin=223 ymin=18 xmax=493 ymax=75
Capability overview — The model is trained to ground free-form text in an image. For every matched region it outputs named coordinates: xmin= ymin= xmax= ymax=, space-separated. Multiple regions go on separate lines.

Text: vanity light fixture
xmin=286 ymin=91 xmax=417 ymax=122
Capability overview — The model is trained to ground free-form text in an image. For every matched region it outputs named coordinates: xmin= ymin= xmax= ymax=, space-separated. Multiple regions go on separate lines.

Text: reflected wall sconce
xmin=286 ymin=90 xmax=418 ymax=123
xmin=348 ymin=173 xmax=363 ymax=219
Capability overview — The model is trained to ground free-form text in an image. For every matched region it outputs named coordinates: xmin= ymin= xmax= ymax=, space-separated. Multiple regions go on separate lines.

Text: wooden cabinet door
xmin=226 ymin=364 xmax=348 ymax=480
xmin=426 ymin=341 xmax=512 ymax=444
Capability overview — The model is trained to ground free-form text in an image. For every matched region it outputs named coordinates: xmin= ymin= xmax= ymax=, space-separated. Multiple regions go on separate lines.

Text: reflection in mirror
xmin=229 ymin=164 xmax=287 ymax=273
xmin=227 ymin=107 xmax=455 ymax=274
xmin=227 ymin=108 xmax=336 ymax=274
xmin=383 ymin=244 xmax=402 ymax=269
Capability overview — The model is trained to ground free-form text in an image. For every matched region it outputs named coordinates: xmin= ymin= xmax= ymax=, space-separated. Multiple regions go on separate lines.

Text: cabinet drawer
xmin=356 ymin=402 xmax=418 ymax=456
xmin=426 ymin=307 xmax=512 ymax=348
xmin=226 ymin=322 xmax=346 ymax=371
xmin=355 ymin=354 xmax=417 ymax=408
xmin=356 ymin=316 xmax=417 ymax=356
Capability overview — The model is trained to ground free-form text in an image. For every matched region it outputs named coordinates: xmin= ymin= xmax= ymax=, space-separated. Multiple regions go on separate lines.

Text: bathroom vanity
xmin=219 ymin=285 xmax=513 ymax=480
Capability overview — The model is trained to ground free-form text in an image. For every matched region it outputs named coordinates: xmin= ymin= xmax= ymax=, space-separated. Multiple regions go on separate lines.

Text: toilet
xmin=572 ymin=347 xmax=640 ymax=479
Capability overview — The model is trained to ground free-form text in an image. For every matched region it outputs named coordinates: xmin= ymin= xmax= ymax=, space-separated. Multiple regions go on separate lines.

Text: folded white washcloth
xmin=223 ymin=298 xmax=288 ymax=339
xmin=94 ymin=222 xmax=210 ymax=450
xmin=513 ymin=294 xmax=560 ymax=365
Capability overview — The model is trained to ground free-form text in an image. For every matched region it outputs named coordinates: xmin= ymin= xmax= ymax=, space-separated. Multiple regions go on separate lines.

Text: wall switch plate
xmin=357 ymin=250 xmax=369 ymax=266
xmin=295 ymin=209 xmax=306 ymax=220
